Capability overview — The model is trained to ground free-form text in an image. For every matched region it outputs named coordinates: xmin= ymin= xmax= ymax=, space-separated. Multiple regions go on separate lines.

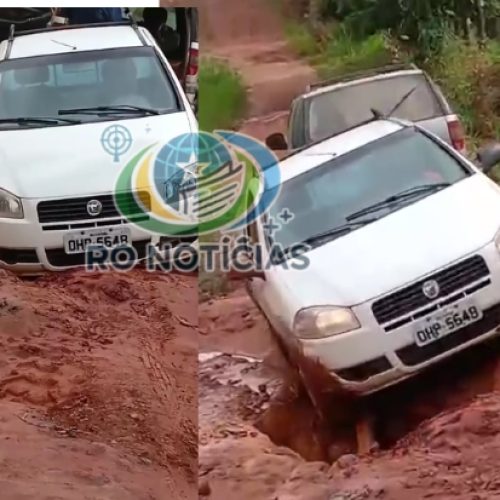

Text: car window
xmin=308 ymin=74 xmax=442 ymax=143
xmin=269 ymin=128 xmax=470 ymax=252
xmin=0 ymin=46 xmax=181 ymax=124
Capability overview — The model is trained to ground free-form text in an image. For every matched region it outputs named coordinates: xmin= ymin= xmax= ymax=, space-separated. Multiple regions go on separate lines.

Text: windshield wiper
xmin=0 ymin=116 xmax=81 ymax=126
xmin=346 ymin=183 xmax=451 ymax=221
xmin=290 ymin=218 xmax=380 ymax=249
xmin=59 ymin=105 xmax=161 ymax=117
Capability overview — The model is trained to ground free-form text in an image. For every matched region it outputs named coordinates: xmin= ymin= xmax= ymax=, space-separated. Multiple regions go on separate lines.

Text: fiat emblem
xmin=422 ymin=279 xmax=440 ymax=299
xmin=87 ymin=199 xmax=103 ymax=217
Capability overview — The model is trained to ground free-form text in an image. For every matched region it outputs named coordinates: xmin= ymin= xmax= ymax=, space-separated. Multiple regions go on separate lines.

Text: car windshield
xmin=0 ymin=46 xmax=180 ymax=126
xmin=308 ymin=73 xmax=442 ymax=143
xmin=268 ymin=129 xmax=470 ymax=253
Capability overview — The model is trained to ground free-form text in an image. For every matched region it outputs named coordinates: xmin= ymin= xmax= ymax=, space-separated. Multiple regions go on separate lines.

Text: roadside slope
xmin=202 ymin=0 xmax=316 ymax=137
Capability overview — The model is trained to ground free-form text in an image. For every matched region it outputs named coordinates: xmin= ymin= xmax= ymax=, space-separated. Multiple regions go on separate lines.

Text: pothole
xmin=256 ymin=337 xmax=500 ymax=464
xmin=255 ymin=392 xmax=357 ymax=462
xmin=200 ymin=338 xmax=500 ymax=467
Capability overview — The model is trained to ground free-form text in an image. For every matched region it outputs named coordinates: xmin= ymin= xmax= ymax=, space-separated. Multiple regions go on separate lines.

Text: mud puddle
xmin=200 ymin=289 xmax=500 ymax=499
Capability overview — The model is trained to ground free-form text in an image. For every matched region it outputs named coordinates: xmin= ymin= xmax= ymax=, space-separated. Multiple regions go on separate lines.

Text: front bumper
xmin=0 ymin=198 xmax=159 ymax=273
xmin=300 ymin=243 xmax=500 ymax=396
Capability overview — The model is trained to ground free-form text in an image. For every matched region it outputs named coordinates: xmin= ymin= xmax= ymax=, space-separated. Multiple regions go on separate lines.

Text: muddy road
xmin=202 ymin=0 xmax=316 ymax=137
xmin=200 ymin=1 xmax=500 ymax=498
xmin=0 ymin=269 xmax=197 ymax=499
xmin=199 ymin=289 xmax=500 ymax=500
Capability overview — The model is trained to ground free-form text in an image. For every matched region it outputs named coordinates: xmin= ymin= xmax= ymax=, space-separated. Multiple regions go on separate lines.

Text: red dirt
xmin=203 ymin=0 xmax=317 ymax=125
xmin=0 ymin=268 xmax=197 ymax=499
xmin=200 ymin=2 xmax=500 ymax=498
xmin=199 ymin=290 xmax=500 ymax=500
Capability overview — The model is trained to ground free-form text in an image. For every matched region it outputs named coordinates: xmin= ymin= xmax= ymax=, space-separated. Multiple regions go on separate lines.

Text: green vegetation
xmin=285 ymin=20 xmax=393 ymax=77
xmin=321 ymin=0 xmax=500 ymax=61
xmin=284 ymin=21 xmax=319 ymax=57
xmin=284 ymin=1 xmax=500 ymax=143
xmin=199 ymin=58 xmax=247 ymax=132
xmin=314 ymin=28 xmax=393 ymax=78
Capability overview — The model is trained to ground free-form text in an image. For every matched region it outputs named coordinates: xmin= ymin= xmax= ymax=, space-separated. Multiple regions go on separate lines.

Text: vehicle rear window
xmin=308 ymin=73 xmax=442 ymax=143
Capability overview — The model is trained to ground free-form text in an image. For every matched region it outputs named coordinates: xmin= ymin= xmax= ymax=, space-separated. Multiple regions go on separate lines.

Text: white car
xmin=0 ymin=21 xmax=197 ymax=273
xmin=246 ymin=117 xmax=500 ymax=396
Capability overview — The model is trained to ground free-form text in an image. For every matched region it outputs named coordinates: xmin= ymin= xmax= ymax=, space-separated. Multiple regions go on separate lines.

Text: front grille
xmin=384 ymin=278 xmax=491 ymax=332
xmin=396 ymin=303 xmax=500 ymax=366
xmin=37 ymin=192 xmax=151 ymax=224
xmin=45 ymin=240 xmax=151 ymax=268
xmin=41 ymin=215 xmax=150 ymax=232
xmin=0 ymin=248 xmax=39 ymax=265
xmin=372 ymin=256 xmax=489 ymax=325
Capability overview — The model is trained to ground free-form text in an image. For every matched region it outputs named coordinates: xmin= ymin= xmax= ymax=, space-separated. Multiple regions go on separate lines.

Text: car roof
xmin=301 ymin=69 xmax=425 ymax=100
xmin=1 ymin=25 xmax=152 ymax=60
xmin=278 ymin=119 xmax=405 ymax=184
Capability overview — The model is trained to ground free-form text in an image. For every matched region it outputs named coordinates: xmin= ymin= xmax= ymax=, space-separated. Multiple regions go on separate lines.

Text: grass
xmin=199 ymin=230 xmax=234 ymax=302
xmin=284 ymin=20 xmax=500 ymax=157
xmin=284 ymin=22 xmax=394 ymax=79
xmin=317 ymin=30 xmax=393 ymax=78
xmin=427 ymin=35 xmax=500 ymax=143
xmin=284 ymin=21 xmax=318 ymax=57
xmin=197 ymin=60 xmax=247 ymax=298
xmin=199 ymin=58 xmax=247 ymax=132
xmin=431 ymin=37 xmax=500 ymax=181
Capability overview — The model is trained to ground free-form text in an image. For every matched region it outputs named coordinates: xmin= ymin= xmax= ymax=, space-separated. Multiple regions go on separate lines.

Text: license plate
xmin=63 ymin=227 xmax=131 ymax=255
xmin=413 ymin=300 xmax=483 ymax=347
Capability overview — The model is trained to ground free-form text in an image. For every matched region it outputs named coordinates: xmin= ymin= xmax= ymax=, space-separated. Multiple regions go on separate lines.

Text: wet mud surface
xmin=0 ymin=269 xmax=197 ymax=499
xmin=200 ymin=288 xmax=500 ymax=500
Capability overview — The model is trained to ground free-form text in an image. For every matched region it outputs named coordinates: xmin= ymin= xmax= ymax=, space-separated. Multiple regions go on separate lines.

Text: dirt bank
xmin=203 ymin=0 xmax=316 ymax=133
xmin=0 ymin=269 xmax=197 ymax=499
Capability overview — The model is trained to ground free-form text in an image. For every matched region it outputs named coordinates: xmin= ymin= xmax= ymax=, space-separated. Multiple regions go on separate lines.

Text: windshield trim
xmin=266 ymin=128 xmax=474 ymax=258
xmin=0 ymin=46 xmax=183 ymax=130
xmin=305 ymin=74 xmax=444 ymax=144
xmin=279 ymin=127 xmax=473 ymax=193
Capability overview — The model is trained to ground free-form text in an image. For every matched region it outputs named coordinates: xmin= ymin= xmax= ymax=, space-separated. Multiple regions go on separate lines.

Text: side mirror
xmin=477 ymin=143 xmax=500 ymax=174
xmin=265 ymin=132 xmax=288 ymax=151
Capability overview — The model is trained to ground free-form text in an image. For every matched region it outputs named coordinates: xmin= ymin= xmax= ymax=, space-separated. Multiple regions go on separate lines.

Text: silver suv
xmin=266 ymin=63 xmax=466 ymax=155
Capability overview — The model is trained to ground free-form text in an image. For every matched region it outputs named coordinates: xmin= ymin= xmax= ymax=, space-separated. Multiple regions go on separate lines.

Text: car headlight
xmin=293 ymin=306 xmax=360 ymax=339
xmin=0 ymin=188 xmax=23 ymax=219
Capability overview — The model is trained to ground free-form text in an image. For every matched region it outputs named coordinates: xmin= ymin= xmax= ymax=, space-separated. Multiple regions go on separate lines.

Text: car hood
xmin=277 ymin=174 xmax=500 ymax=308
xmin=0 ymin=113 xmax=194 ymax=199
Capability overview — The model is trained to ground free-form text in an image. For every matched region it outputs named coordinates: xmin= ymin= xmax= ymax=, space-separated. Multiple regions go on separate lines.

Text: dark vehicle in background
xmin=266 ymin=64 xmax=466 ymax=156
xmin=0 ymin=8 xmax=52 ymax=40
xmin=131 ymin=7 xmax=198 ymax=113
